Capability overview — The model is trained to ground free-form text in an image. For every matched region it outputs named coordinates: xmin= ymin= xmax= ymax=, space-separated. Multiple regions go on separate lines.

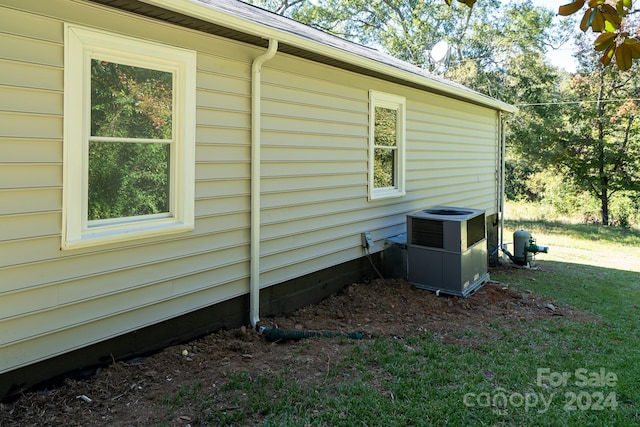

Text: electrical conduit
xmin=250 ymin=39 xmax=278 ymax=329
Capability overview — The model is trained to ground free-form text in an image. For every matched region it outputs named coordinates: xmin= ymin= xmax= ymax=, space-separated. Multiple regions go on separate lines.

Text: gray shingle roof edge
xmin=140 ymin=0 xmax=517 ymax=113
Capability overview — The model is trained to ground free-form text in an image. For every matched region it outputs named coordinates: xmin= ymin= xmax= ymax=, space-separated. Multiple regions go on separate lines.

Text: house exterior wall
xmin=258 ymin=54 xmax=500 ymax=288
xmin=0 ymin=0 xmax=500 ymax=378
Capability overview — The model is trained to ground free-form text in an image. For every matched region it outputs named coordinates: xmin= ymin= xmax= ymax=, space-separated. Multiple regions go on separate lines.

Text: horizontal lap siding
xmin=259 ymin=58 xmax=370 ymax=286
xmin=406 ymin=97 xmax=499 ymax=212
xmin=258 ymin=57 xmax=499 ymax=287
xmin=0 ymin=2 xmax=254 ymax=373
xmin=1 ymin=277 xmax=247 ymax=370
xmin=0 ymin=0 xmax=501 ymax=374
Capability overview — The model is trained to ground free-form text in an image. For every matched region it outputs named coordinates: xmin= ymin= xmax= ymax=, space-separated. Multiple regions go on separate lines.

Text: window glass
xmin=368 ymin=91 xmax=405 ymax=200
xmin=91 ymin=61 xmax=173 ymax=138
xmin=63 ymin=24 xmax=196 ymax=249
xmin=373 ymin=106 xmax=398 ymax=189
xmin=88 ymin=141 xmax=170 ymax=220
xmin=89 ymin=60 xmax=173 ymax=221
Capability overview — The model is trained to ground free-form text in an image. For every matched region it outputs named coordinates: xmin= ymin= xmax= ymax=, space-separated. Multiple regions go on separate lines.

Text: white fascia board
xmin=139 ymin=0 xmax=517 ymax=114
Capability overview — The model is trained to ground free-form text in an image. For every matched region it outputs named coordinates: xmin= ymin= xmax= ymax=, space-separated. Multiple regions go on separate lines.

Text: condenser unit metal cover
xmin=407 ymin=206 xmax=489 ymax=297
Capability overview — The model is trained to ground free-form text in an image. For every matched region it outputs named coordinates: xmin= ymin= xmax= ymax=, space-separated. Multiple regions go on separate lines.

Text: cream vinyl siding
xmin=407 ymin=98 xmax=499 ymax=208
xmin=258 ymin=55 xmax=499 ymax=286
xmin=0 ymin=1 xmax=254 ymax=373
xmin=0 ymin=0 xmax=502 ymax=374
xmin=259 ymin=57 xmax=368 ymax=285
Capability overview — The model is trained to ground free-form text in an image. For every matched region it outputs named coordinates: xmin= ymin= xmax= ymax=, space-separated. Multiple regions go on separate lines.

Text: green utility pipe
xmin=525 ymin=237 xmax=549 ymax=255
xmin=259 ymin=327 xmax=363 ymax=342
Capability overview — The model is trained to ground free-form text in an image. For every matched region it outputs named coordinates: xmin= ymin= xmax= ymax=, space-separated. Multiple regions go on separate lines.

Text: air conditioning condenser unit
xmin=407 ymin=206 xmax=489 ymax=297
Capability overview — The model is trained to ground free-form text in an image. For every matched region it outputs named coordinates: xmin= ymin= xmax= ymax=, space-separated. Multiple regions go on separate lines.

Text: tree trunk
xmin=596 ymin=69 xmax=609 ymax=226
xmin=600 ymin=185 xmax=609 ymax=226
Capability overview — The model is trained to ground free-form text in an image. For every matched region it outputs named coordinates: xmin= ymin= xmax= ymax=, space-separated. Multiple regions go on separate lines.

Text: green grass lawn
xmin=167 ymin=202 xmax=640 ymax=426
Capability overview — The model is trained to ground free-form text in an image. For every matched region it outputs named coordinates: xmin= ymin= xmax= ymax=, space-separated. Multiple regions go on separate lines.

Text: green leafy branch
xmin=558 ymin=0 xmax=640 ymax=70
xmin=450 ymin=0 xmax=640 ymax=70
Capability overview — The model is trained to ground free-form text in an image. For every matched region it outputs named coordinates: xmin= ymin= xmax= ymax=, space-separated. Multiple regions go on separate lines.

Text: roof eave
xmin=139 ymin=0 xmax=517 ymax=114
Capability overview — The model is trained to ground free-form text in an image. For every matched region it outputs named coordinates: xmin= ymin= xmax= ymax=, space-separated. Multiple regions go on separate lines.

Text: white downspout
xmin=250 ymin=39 xmax=278 ymax=329
xmin=499 ymin=112 xmax=507 ymax=255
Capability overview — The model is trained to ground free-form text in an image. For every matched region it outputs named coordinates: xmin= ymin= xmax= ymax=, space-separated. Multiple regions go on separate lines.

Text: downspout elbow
xmin=250 ymin=39 xmax=278 ymax=329
xmin=252 ymin=39 xmax=278 ymax=75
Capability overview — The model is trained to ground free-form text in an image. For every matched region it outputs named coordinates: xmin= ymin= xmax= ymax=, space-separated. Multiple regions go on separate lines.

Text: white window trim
xmin=62 ymin=24 xmax=196 ymax=250
xmin=368 ymin=90 xmax=406 ymax=200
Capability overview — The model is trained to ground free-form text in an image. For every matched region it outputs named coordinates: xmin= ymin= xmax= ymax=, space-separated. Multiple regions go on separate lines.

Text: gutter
xmin=138 ymin=0 xmax=517 ymax=114
xmin=250 ymin=39 xmax=278 ymax=328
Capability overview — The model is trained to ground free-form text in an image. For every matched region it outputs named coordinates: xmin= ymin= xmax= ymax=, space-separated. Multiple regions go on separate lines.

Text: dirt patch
xmin=0 ymin=269 xmax=588 ymax=426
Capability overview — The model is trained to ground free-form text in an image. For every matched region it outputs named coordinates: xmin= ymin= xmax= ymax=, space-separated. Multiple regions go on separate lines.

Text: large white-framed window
xmin=62 ymin=24 xmax=196 ymax=250
xmin=368 ymin=90 xmax=406 ymax=200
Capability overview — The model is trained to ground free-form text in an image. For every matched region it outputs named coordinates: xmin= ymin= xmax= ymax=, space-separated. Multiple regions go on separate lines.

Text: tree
xmin=499 ymin=31 xmax=640 ymax=225
xmin=256 ymin=0 xmax=475 ymax=67
xmin=555 ymin=0 xmax=640 ymax=70
xmin=445 ymin=1 xmax=562 ymax=99
xmin=450 ymin=0 xmax=640 ymax=71
xmin=534 ymin=36 xmax=640 ymax=224
xmin=245 ymin=0 xmax=561 ymax=95
xmin=249 ymin=0 xmax=640 ymax=70
xmin=500 ymin=53 xmax=567 ymax=201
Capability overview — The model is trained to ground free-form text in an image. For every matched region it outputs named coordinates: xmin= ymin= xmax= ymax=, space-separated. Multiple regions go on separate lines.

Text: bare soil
xmin=0 ymin=265 xmax=587 ymax=426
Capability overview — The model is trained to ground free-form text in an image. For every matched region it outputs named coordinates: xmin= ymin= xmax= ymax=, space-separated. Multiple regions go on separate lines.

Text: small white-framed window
xmin=62 ymin=24 xmax=196 ymax=249
xmin=368 ymin=90 xmax=406 ymax=200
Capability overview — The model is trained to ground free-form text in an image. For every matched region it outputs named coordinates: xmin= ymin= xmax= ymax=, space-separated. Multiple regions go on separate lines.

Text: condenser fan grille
xmin=411 ymin=218 xmax=444 ymax=248
xmin=466 ymin=214 xmax=486 ymax=248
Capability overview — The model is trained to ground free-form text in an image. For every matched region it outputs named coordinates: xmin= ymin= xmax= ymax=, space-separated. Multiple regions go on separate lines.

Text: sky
xmin=530 ymin=0 xmax=564 ymax=10
xmin=529 ymin=0 xmax=578 ymax=72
